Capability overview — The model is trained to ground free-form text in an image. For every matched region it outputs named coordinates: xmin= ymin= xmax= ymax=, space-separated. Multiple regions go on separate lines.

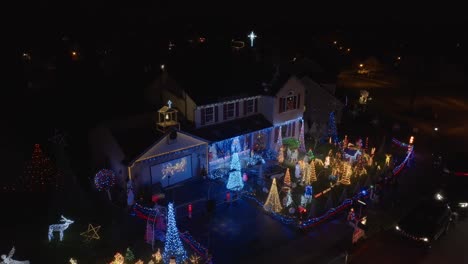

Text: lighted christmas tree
xmin=22 ymin=143 xmax=60 ymax=192
xmin=327 ymin=112 xmax=338 ymax=144
xmin=110 ymin=253 xmax=124 ymax=264
xmin=263 ymin=178 xmax=283 ymax=213
xmin=277 ymin=146 xmax=284 ymax=163
xmin=341 ymin=162 xmax=352 ymax=185
xmin=299 ymin=121 xmax=306 ymax=152
xmin=226 ymin=153 xmax=244 ymax=191
xmin=342 ymin=135 xmax=349 ymax=150
xmin=283 ymin=189 xmax=293 ymax=207
xmin=163 ymin=203 xmax=188 ymax=264
xmin=94 ymin=169 xmax=116 ymax=200
xmin=124 ymin=247 xmax=135 ymax=263
xmin=303 ymin=162 xmax=311 ymax=185
xmin=275 ymin=126 xmax=283 ymax=152
xmin=309 ymin=159 xmax=317 ymax=182
xmin=283 ymin=168 xmax=291 ymax=187
xmin=152 ymin=248 xmax=162 ymax=263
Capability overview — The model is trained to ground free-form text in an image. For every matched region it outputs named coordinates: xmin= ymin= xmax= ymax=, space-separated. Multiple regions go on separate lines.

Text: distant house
xmin=88 ymin=110 xmax=209 ymax=193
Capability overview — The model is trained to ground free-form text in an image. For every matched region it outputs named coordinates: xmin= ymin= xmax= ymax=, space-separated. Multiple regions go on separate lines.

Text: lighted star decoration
xmin=167 ymin=100 xmax=172 ymax=109
xmin=248 ymin=31 xmax=257 ymax=47
xmin=80 ymin=224 xmax=101 ymax=241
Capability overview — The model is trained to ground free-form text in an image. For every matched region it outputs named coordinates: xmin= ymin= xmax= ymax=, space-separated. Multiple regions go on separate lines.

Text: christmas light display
xmin=1 ymin=246 xmax=29 ymax=264
xmin=134 ymin=260 xmax=144 ymax=264
xmin=277 ymin=146 xmax=284 ymax=163
xmin=247 ymin=31 xmax=257 ymax=47
xmin=94 ymin=169 xmax=116 ymax=200
xmin=342 ymin=135 xmax=349 ymax=150
xmin=179 ymin=231 xmax=209 ymax=259
xmin=69 ymin=258 xmax=78 ymax=264
xmin=309 ymin=159 xmax=317 ymax=182
xmin=152 ymin=249 xmax=162 ymax=263
xmin=125 ymin=248 xmax=135 ymax=263
xmin=189 ymin=254 xmax=201 ymax=264
xmin=263 ymin=178 xmax=283 ymax=213
xmin=110 ymin=253 xmax=124 ymax=264
xmin=275 ymin=126 xmax=283 ymax=153
xmin=283 ymin=168 xmax=292 ymax=188
xmin=284 ymin=189 xmax=293 ymax=207
xmin=22 ymin=143 xmax=61 ymax=192
xmin=163 ymin=203 xmax=188 ymax=264
xmin=48 ymin=215 xmax=74 ymax=242
xmin=327 ymin=112 xmax=338 ymax=144
xmin=226 ymin=153 xmax=244 ymax=191
xmin=80 ymin=224 xmax=101 ymax=241
xmin=299 ymin=121 xmax=306 ymax=152
xmin=303 ymin=162 xmax=311 ymax=185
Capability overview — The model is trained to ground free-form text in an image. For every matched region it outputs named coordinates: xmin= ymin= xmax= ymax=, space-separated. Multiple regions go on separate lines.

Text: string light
xmin=163 ymin=203 xmax=188 ymax=264
xmin=94 ymin=169 xmax=116 ymax=192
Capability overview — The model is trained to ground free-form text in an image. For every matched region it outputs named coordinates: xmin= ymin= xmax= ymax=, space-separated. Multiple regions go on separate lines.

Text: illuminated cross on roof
xmin=248 ymin=31 xmax=257 ymax=47
xmin=167 ymin=100 xmax=172 ymax=108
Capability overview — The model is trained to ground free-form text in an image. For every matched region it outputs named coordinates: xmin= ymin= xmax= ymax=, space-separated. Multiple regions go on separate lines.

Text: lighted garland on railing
xmin=179 ymin=231 xmax=209 ymax=259
xmin=299 ymin=199 xmax=353 ymax=229
xmin=244 ymin=193 xmax=297 ymax=225
xmin=391 ymin=137 xmax=415 ymax=176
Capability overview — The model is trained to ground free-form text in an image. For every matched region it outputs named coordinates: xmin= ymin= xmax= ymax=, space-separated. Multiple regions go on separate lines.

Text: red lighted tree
xmin=22 ymin=144 xmax=59 ymax=192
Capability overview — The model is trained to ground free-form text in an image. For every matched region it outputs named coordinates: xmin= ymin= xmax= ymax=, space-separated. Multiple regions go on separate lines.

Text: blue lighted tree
xmin=226 ymin=153 xmax=244 ymax=191
xmin=163 ymin=203 xmax=188 ymax=264
xmin=327 ymin=112 xmax=338 ymax=144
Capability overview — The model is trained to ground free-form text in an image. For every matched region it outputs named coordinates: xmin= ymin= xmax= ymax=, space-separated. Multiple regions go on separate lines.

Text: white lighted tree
xmin=226 ymin=153 xmax=244 ymax=191
xmin=263 ymin=178 xmax=283 ymax=213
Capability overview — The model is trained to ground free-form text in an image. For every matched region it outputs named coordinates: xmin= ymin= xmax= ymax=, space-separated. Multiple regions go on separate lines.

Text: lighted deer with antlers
xmin=48 ymin=215 xmax=74 ymax=242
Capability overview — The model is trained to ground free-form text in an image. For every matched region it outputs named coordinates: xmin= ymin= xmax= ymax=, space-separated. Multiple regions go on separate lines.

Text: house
xmin=88 ymin=110 xmax=209 ymax=193
xmin=147 ymin=64 xmax=305 ymax=175
xmin=300 ymin=76 xmax=344 ymax=131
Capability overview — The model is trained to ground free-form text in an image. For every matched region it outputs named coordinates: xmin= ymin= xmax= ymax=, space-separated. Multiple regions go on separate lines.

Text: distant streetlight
xmin=359 ymin=64 xmax=364 ymax=68
xmin=333 ymin=41 xmax=337 ymax=45
xmin=397 ymin=56 xmax=401 ymax=60
xmin=346 ymin=48 xmax=351 ymax=52
xmin=339 ymin=46 xmax=343 ymax=50
xmin=160 ymin=64 xmax=165 ymax=71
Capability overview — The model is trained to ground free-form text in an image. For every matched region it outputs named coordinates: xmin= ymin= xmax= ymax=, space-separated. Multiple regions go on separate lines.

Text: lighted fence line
xmin=179 ymin=231 xmax=210 ymax=259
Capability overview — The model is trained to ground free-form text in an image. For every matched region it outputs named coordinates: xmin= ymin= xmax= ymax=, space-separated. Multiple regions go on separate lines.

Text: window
xmin=246 ymin=99 xmax=255 ymax=114
xmin=205 ymin=107 xmax=214 ymax=124
xmin=286 ymin=95 xmax=296 ymax=111
xmin=226 ymin=103 xmax=235 ymax=119
xmin=279 ymin=92 xmax=300 ymax=113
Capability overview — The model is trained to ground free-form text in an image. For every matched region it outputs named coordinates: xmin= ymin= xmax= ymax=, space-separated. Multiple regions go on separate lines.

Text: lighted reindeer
xmin=48 ymin=215 xmax=74 ymax=242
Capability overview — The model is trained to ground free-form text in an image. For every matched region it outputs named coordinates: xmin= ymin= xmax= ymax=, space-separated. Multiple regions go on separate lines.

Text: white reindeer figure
xmin=1 ymin=246 xmax=30 ymax=264
xmin=48 ymin=215 xmax=74 ymax=242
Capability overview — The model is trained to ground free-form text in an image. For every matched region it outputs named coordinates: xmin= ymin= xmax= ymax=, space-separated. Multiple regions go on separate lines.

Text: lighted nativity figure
xmin=295 ymin=162 xmax=301 ymax=179
xmin=1 ymin=247 xmax=30 ymax=264
xmin=286 ymin=147 xmax=292 ymax=162
xmin=324 ymin=156 xmax=331 ymax=168
xmin=385 ymin=154 xmax=392 ymax=166
xmin=290 ymin=149 xmax=299 ymax=163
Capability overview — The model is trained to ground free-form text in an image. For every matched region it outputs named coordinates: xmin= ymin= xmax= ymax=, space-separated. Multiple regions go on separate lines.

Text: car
xmin=440 ymin=152 xmax=468 ymax=214
xmin=394 ymin=199 xmax=453 ymax=248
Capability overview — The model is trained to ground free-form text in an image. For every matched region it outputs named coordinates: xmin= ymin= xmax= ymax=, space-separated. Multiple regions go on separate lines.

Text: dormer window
xmin=279 ymin=91 xmax=301 ymax=113
xmin=225 ymin=103 xmax=235 ymax=119
xmin=205 ymin=107 xmax=214 ymax=124
xmin=246 ymin=99 xmax=255 ymax=114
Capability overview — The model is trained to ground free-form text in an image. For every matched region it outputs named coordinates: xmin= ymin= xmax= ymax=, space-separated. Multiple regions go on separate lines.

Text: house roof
xmin=189 ymin=114 xmax=273 ymax=142
xmin=106 ymin=112 xmax=164 ymax=164
xmin=163 ymin=48 xmax=272 ymax=105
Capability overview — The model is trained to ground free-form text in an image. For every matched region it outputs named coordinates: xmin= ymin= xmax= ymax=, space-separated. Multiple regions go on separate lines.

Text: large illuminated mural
xmin=162 ymin=157 xmax=187 ymax=178
xmin=151 ymin=156 xmax=192 ymax=187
